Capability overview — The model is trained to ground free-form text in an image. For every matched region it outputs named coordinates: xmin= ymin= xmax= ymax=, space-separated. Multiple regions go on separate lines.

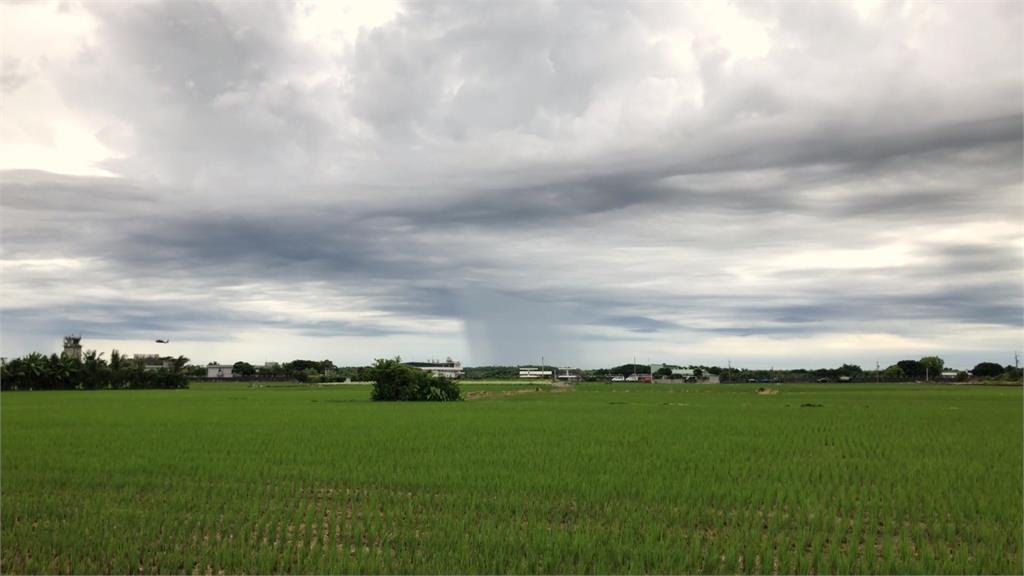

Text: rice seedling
xmin=2 ymin=382 xmax=1020 ymax=573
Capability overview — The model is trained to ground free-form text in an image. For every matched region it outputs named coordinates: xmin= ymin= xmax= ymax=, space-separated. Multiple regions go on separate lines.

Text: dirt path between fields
xmin=465 ymin=386 xmax=574 ymax=400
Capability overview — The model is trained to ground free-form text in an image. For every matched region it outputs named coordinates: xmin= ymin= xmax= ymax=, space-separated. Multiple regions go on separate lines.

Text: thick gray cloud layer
xmin=1 ymin=1 xmax=1021 ymax=368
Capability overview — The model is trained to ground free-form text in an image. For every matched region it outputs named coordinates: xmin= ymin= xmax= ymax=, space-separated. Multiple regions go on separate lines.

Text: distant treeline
xmin=1 ymin=351 xmax=190 ymax=391
xmin=214 ymin=360 xmax=373 ymax=383
xmin=463 ymin=358 xmax=1022 ymax=383
xmin=204 ymin=358 xmax=1024 ymax=384
xmin=717 ymin=359 xmax=1022 ymax=383
xmin=5 ymin=352 xmax=1019 ymax=391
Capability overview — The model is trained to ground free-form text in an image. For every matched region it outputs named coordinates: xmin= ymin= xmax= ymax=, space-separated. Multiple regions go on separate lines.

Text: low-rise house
xmin=207 ymin=364 xmax=234 ymax=378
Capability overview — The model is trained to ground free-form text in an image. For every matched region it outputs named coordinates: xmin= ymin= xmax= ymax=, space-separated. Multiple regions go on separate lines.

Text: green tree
xmin=22 ymin=352 xmax=50 ymax=390
xmin=48 ymin=354 xmax=78 ymax=389
xmin=232 ymin=361 xmax=256 ymax=377
xmin=184 ymin=365 xmax=206 ymax=378
xmin=882 ymin=364 xmax=904 ymax=381
xmin=1002 ymin=365 xmax=1022 ymax=382
xmin=369 ymin=358 xmax=460 ymax=402
xmin=919 ymin=356 xmax=945 ymax=380
xmin=302 ymin=367 xmax=321 ymax=384
xmin=161 ymin=356 xmax=190 ymax=389
xmin=972 ymin=362 xmax=1004 ymax=379
xmin=80 ymin=350 xmax=108 ymax=390
xmin=896 ymin=360 xmax=924 ymax=379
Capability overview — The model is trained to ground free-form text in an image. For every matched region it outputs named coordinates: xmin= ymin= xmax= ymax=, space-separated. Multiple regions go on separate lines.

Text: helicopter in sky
xmin=155 ymin=339 xmax=170 ymax=344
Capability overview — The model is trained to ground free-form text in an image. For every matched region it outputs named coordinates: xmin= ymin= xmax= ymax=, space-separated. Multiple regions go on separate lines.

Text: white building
xmin=519 ymin=367 xmax=554 ymax=379
xmin=404 ymin=358 xmax=464 ymax=379
xmin=206 ymin=364 xmax=234 ymax=378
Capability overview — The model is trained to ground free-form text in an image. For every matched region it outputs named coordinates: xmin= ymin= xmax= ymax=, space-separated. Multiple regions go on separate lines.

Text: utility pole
xmin=727 ymin=359 xmax=732 ymax=383
xmin=876 ymin=361 xmax=880 ymax=384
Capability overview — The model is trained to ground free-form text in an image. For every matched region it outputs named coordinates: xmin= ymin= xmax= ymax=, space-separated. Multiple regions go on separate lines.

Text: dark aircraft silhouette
xmin=155 ymin=339 xmax=170 ymax=344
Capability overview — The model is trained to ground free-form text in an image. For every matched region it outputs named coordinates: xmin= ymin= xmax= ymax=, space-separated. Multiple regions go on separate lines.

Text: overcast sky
xmin=1 ymin=1 xmax=1021 ymax=369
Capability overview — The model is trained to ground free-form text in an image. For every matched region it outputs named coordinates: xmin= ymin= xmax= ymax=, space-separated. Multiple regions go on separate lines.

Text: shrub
xmin=369 ymin=358 xmax=461 ymax=401
xmin=972 ymin=362 xmax=1004 ymax=379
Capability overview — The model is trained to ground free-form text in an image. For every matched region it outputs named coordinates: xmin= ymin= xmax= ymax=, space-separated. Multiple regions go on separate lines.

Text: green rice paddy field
xmin=2 ymin=382 xmax=1021 ymax=574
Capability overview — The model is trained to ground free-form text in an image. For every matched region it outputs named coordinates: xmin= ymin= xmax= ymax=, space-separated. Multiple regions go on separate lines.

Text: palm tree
xmin=170 ymin=355 xmax=189 ymax=373
xmin=109 ymin=350 xmax=124 ymax=389
xmin=48 ymin=354 xmax=79 ymax=389
xmin=22 ymin=352 xmax=48 ymax=390
xmin=162 ymin=355 xmax=190 ymax=388
xmin=81 ymin=350 xmax=107 ymax=390
xmin=1 ymin=357 xmax=23 ymax=390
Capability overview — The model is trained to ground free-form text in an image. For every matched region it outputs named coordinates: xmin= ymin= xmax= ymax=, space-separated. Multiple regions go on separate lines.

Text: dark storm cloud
xmin=372 ymin=128 xmax=1022 ymax=231
xmin=382 ymin=174 xmax=672 ymax=227
xmin=0 ymin=302 xmax=242 ymax=341
xmin=736 ymin=288 xmax=1021 ymax=331
xmin=1 ymin=299 xmax=414 ymax=342
xmin=600 ymin=315 xmax=679 ymax=333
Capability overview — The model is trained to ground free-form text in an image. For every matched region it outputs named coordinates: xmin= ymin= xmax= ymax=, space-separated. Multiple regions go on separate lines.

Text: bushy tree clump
xmin=369 ymin=358 xmax=461 ymax=401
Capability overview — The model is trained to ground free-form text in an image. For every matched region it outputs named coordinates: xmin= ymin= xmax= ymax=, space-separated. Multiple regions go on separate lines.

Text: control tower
xmin=62 ymin=334 xmax=82 ymax=361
